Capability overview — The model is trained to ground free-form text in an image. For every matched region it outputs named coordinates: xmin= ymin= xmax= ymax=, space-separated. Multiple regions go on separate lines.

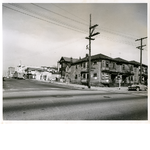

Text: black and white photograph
xmin=2 ymin=2 xmax=148 ymax=120
xmin=1 ymin=1 xmax=150 ymax=150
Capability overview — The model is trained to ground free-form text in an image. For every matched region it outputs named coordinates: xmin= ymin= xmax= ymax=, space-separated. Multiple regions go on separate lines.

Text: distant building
xmin=24 ymin=66 xmax=61 ymax=81
xmin=8 ymin=67 xmax=15 ymax=77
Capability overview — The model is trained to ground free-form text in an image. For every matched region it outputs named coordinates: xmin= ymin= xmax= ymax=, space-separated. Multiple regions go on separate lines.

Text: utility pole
xmin=85 ymin=14 xmax=100 ymax=88
xmin=135 ymin=37 xmax=147 ymax=84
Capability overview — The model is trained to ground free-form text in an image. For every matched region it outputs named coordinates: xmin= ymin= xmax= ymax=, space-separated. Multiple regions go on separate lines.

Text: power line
xmin=51 ymin=4 xmax=141 ymax=41
xmin=31 ymin=3 xmax=88 ymax=26
xmin=3 ymin=4 xmax=147 ymax=49
xmin=98 ymin=27 xmax=138 ymax=40
xmin=6 ymin=4 xmax=143 ymax=46
xmin=3 ymin=4 xmax=143 ymax=48
xmin=3 ymin=4 xmax=87 ymax=34
xmin=97 ymin=34 xmax=138 ymax=47
xmin=8 ymin=3 xmax=87 ymax=34
xmin=52 ymin=3 xmax=88 ymax=23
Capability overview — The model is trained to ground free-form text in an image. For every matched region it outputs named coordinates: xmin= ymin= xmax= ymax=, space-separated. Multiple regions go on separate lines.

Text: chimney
xmin=79 ymin=57 xmax=81 ymax=60
xmin=86 ymin=54 xmax=88 ymax=58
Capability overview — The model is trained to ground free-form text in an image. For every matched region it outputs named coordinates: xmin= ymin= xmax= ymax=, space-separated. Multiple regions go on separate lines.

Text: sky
xmin=2 ymin=1 xmax=148 ymax=75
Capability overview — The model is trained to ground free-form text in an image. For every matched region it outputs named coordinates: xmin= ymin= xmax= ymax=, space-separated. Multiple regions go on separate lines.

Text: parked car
xmin=128 ymin=83 xmax=147 ymax=91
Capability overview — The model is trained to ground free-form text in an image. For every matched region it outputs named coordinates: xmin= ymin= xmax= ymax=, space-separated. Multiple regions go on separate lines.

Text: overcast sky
xmin=2 ymin=2 xmax=148 ymax=75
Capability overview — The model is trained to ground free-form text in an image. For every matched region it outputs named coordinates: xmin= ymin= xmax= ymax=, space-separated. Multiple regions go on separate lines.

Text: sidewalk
xmin=50 ymin=81 xmax=129 ymax=93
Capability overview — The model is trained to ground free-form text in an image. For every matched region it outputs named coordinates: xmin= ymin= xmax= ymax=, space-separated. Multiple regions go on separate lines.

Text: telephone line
xmin=52 ymin=3 xmax=88 ymax=23
xmin=31 ymin=3 xmax=88 ymax=26
xmin=8 ymin=4 xmax=141 ymax=43
xmin=4 ymin=4 xmax=146 ymax=49
xmin=3 ymin=5 xmax=87 ymax=34
xmin=9 ymin=3 xmax=87 ymax=33
xmin=52 ymin=3 xmax=140 ymax=40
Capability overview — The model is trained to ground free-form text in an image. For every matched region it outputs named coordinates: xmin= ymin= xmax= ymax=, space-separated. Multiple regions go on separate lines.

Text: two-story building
xmin=60 ymin=53 xmax=148 ymax=87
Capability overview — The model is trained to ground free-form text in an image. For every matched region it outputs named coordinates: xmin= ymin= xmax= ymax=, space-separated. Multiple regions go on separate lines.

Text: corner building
xmin=63 ymin=53 xmax=147 ymax=87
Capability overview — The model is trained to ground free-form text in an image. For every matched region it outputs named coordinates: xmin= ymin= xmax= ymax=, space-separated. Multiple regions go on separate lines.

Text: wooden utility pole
xmin=85 ymin=14 xmax=100 ymax=88
xmin=135 ymin=37 xmax=147 ymax=83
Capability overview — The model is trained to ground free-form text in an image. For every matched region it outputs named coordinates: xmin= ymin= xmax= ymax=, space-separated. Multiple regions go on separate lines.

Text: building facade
xmin=60 ymin=53 xmax=148 ymax=87
xmin=59 ymin=57 xmax=79 ymax=78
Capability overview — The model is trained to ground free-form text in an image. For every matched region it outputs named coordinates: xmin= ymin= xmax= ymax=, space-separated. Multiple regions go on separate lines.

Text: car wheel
xmin=136 ymin=87 xmax=140 ymax=91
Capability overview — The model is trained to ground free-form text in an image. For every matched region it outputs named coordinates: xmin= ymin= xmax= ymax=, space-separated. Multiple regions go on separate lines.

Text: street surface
xmin=3 ymin=78 xmax=148 ymax=120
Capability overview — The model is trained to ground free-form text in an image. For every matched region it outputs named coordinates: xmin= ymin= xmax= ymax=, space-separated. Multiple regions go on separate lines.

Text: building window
xmin=83 ymin=74 xmax=86 ymax=79
xmin=122 ymin=64 xmax=125 ymax=70
xmin=106 ymin=61 xmax=109 ymax=68
xmin=93 ymin=73 xmax=97 ymax=77
xmin=102 ymin=60 xmax=105 ymax=67
xmin=93 ymin=61 xmax=97 ymax=65
xmin=75 ymin=74 xmax=77 ymax=79
xmin=130 ymin=76 xmax=133 ymax=81
xmin=112 ymin=62 xmax=115 ymax=69
xmin=83 ymin=62 xmax=86 ymax=68
xmin=130 ymin=65 xmax=133 ymax=71
xmin=76 ymin=65 xmax=78 ymax=69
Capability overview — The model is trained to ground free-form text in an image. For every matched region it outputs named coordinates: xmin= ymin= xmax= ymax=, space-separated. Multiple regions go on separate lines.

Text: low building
xmin=8 ymin=67 xmax=15 ymax=78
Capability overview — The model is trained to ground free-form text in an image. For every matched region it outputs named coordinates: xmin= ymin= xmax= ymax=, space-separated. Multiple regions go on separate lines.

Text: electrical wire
xmin=9 ymin=3 xmax=88 ymax=34
xmin=51 ymin=3 xmax=88 ymax=23
xmin=39 ymin=3 xmax=145 ymax=45
xmin=3 ymin=4 xmax=147 ymax=51
xmin=3 ymin=4 xmax=87 ymax=34
xmin=31 ymin=3 xmax=88 ymax=26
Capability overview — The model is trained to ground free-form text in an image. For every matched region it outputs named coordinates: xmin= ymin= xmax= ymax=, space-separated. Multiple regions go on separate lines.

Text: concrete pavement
xmin=41 ymin=80 xmax=130 ymax=93
xmin=48 ymin=81 xmax=148 ymax=95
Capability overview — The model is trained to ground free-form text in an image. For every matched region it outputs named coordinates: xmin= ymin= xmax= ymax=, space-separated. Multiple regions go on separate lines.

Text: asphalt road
xmin=3 ymin=78 xmax=148 ymax=120
xmin=3 ymin=78 xmax=78 ymax=91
